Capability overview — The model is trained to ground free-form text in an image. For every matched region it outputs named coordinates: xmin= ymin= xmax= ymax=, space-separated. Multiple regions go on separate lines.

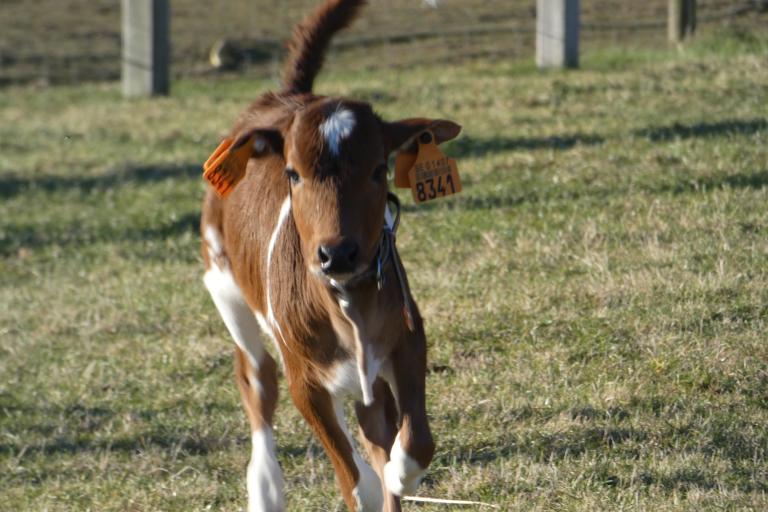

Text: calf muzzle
xmin=318 ymin=239 xmax=359 ymax=275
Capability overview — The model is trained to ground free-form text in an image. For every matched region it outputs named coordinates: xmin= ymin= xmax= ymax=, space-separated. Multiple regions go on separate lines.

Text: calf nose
xmin=318 ymin=239 xmax=359 ymax=274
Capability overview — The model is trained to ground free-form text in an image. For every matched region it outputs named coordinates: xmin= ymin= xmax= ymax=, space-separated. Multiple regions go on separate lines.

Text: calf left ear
xmin=231 ymin=127 xmax=285 ymax=157
xmin=383 ymin=118 xmax=462 ymax=154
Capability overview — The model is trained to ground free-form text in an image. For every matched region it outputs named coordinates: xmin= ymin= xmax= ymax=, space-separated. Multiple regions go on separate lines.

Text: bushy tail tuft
xmin=282 ymin=0 xmax=367 ymax=95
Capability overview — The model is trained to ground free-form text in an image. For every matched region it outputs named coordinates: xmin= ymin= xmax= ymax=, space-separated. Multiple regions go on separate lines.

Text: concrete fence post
xmin=536 ymin=0 xmax=580 ymax=69
xmin=668 ymin=0 xmax=697 ymax=43
xmin=122 ymin=0 xmax=170 ymax=97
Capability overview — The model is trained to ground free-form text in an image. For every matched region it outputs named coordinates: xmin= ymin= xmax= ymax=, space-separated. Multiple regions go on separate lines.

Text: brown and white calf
xmin=200 ymin=1 xmax=460 ymax=510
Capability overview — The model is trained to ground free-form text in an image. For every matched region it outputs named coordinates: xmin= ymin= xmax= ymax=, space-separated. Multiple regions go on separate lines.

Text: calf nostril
xmin=318 ymin=240 xmax=358 ymax=274
xmin=318 ymin=246 xmax=331 ymax=267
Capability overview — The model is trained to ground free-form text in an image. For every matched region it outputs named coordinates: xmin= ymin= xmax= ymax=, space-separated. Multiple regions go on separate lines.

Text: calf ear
xmin=383 ymin=118 xmax=461 ymax=154
xmin=231 ymin=127 xmax=284 ymax=157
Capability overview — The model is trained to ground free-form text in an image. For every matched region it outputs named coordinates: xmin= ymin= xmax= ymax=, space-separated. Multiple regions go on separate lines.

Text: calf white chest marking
xmin=266 ymin=196 xmax=292 ymax=345
xmin=336 ymin=299 xmax=380 ymax=406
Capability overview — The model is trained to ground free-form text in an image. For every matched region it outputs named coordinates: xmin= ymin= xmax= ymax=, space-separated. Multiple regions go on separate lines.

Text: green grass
xmin=2 ymin=31 xmax=768 ymax=511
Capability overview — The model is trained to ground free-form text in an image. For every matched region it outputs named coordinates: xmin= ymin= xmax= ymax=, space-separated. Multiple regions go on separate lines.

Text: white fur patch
xmin=333 ymin=399 xmax=383 ymax=511
xmin=266 ymin=196 xmax=292 ymax=345
xmin=254 ymin=311 xmax=274 ymax=343
xmin=320 ymin=108 xmax=356 ymax=156
xmin=384 ymin=432 xmax=426 ymax=497
xmin=204 ymin=225 xmax=224 ymax=261
xmin=203 ymin=228 xmax=265 ymax=371
xmin=337 ymin=300 xmax=381 ymax=406
xmin=326 ymin=358 xmax=360 ymax=398
xmin=247 ymin=428 xmax=285 ymax=512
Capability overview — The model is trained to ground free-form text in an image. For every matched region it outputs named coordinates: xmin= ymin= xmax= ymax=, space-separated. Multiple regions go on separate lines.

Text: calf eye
xmin=285 ymin=168 xmax=300 ymax=185
xmin=373 ymin=163 xmax=388 ymax=183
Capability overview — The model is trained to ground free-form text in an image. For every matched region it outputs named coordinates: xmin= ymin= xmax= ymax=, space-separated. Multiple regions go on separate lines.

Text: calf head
xmin=236 ymin=97 xmax=461 ymax=285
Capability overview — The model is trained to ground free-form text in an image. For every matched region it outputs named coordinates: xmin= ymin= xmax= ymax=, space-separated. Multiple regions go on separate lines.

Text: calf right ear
xmin=383 ymin=118 xmax=462 ymax=154
xmin=232 ymin=127 xmax=285 ymax=157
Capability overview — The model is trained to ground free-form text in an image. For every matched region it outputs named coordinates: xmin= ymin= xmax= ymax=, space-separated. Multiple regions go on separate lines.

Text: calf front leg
xmin=382 ymin=330 xmax=435 ymax=497
xmin=355 ymin=378 xmax=402 ymax=512
xmin=289 ymin=379 xmax=383 ymax=511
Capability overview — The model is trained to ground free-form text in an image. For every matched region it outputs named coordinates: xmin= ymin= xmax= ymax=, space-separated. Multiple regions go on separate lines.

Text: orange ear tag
xmin=394 ymin=150 xmax=417 ymax=188
xmin=407 ymin=131 xmax=462 ymax=204
xmin=202 ymin=135 xmax=254 ymax=198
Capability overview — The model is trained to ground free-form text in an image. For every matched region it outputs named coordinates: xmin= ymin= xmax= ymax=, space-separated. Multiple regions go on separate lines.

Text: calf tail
xmin=282 ymin=0 xmax=367 ymax=95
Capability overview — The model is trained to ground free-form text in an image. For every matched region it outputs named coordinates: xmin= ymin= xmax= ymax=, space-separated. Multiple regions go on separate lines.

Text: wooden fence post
xmin=668 ymin=0 xmax=697 ymax=43
xmin=122 ymin=0 xmax=170 ymax=97
xmin=536 ymin=0 xmax=580 ymax=69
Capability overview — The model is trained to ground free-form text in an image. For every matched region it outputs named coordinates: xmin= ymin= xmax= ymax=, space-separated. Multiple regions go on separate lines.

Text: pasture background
xmin=2 ymin=2 xmax=768 ymax=511
xmin=0 ymin=0 xmax=765 ymax=85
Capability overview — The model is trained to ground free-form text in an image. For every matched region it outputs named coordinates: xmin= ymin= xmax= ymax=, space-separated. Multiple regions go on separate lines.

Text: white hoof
xmin=247 ymin=429 xmax=285 ymax=512
xmin=383 ymin=434 xmax=426 ymax=497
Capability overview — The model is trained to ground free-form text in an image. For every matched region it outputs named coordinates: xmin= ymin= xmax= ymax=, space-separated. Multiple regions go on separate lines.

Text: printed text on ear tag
xmin=407 ymin=131 xmax=462 ymax=204
xmin=202 ymin=135 xmax=254 ymax=198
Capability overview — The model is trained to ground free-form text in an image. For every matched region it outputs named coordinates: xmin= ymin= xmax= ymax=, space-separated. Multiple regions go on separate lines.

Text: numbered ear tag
xmin=202 ymin=135 xmax=254 ymax=198
xmin=407 ymin=131 xmax=462 ymax=204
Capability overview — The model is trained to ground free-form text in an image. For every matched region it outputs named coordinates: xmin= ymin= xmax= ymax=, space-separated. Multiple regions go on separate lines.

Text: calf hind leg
xmin=235 ymin=347 xmax=283 ymax=512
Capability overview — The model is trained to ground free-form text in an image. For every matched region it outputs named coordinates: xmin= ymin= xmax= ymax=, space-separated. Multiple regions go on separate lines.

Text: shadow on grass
xmin=439 ymin=425 xmax=647 ymax=467
xmin=436 ymin=422 xmax=768 ymax=492
xmin=637 ymin=466 xmax=768 ymax=493
xmin=440 ymin=400 xmax=768 ymax=465
xmin=402 ymin=168 xmax=768 ymax=213
xmin=0 ymin=396 xmax=313 ymax=465
xmin=636 ymin=119 xmax=767 ymax=142
xmin=0 ymin=163 xmax=202 ymax=200
xmin=447 ymin=132 xmax=604 ymax=158
xmin=0 ymin=430 xmax=241 ymax=460
xmin=658 ymin=169 xmax=768 ymax=195
xmin=638 ymin=468 xmax=718 ymax=492
xmin=0 ymin=212 xmax=200 ymax=257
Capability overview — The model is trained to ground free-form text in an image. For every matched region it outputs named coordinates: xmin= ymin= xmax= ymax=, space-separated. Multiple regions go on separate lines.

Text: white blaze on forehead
xmin=319 ymin=108 xmax=356 ymax=156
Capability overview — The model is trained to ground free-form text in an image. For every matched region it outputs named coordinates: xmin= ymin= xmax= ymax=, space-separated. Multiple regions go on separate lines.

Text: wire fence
xmin=0 ymin=0 xmax=765 ymax=86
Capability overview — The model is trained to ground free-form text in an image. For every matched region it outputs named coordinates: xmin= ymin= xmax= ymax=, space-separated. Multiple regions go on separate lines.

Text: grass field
xmin=2 ymin=27 xmax=768 ymax=511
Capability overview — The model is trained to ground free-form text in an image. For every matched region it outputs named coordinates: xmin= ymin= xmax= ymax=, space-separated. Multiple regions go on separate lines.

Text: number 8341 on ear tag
xmin=407 ymin=131 xmax=462 ymax=204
